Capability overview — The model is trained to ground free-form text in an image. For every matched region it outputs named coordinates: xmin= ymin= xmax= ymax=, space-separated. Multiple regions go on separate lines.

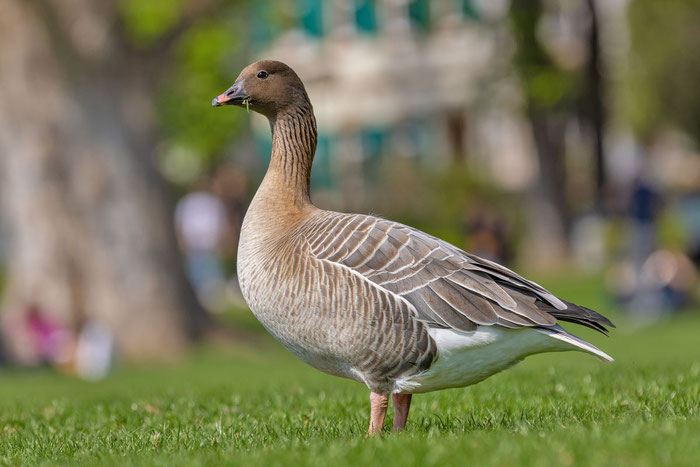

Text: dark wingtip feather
xmin=535 ymin=299 xmax=615 ymax=335
xmin=553 ymin=317 xmax=610 ymax=335
xmin=569 ymin=302 xmax=616 ymax=328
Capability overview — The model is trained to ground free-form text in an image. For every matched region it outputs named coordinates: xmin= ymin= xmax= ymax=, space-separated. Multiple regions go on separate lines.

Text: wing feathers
xmin=308 ymin=212 xmax=613 ymax=335
xmin=447 ymin=270 xmax=518 ymax=311
xmin=428 ymin=280 xmax=498 ymax=325
xmin=417 ymin=287 xmax=478 ymax=332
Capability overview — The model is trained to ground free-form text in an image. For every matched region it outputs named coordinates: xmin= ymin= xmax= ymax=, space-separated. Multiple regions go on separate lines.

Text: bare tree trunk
xmin=583 ymin=0 xmax=607 ymax=212
xmin=525 ymin=109 xmax=570 ymax=263
xmin=509 ymin=0 xmax=572 ymax=263
xmin=0 ymin=0 xmax=209 ymax=362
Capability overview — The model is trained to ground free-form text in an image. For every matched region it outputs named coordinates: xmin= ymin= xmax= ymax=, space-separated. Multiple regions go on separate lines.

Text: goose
xmin=212 ymin=60 xmax=614 ymax=434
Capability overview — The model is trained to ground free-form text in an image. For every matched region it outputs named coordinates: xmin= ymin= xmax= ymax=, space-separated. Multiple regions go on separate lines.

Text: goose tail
xmin=536 ymin=325 xmax=614 ymax=362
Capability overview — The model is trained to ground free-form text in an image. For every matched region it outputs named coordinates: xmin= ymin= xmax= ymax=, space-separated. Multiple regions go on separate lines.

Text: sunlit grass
xmin=0 ymin=274 xmax=698 ymax=466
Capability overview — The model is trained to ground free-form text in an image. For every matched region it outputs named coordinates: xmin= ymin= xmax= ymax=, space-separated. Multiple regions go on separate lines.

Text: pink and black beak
xmin=212 ymin=81 xmax=248 ymax=107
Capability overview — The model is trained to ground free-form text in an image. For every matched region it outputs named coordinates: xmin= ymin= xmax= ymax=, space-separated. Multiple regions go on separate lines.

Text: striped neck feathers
xmin=263 ymin=103 xmax=317 ymax=207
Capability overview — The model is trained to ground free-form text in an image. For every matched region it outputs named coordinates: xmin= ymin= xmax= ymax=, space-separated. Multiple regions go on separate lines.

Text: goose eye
xmin=257 ymin=71 xmax=268 ymax=79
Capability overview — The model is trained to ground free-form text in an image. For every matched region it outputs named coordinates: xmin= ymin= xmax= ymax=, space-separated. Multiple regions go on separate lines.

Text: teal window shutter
xmin=311 ymin=135 xmax=333 ymax=188
xmin=408 ymin=0 xmax=430 ymax=32
xmin=299 ymin=0 xmax=324 ymax=38
xmin=354 ymin=0 xmax=378 ymax=34
xmin=460 ymin=0 xmax=479 ymax=21
xmin=360 ymin=127 xmax=387 ymax=182
xmin=251 ymin=3 xmax=278 ymax=48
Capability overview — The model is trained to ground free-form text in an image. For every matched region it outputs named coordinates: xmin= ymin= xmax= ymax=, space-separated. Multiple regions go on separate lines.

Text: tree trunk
xmin=509 ymin=0 xmax=572 ymax=263
xmin=524 ymin=109 xmax=570 ymax=264
xmin=583 ymin=0 xmax=607 ymax=213
xmin=0 ymin=0 xmax=209 ymax=363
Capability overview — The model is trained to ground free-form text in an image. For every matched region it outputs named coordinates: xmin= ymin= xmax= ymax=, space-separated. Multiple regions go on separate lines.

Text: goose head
xmin=212 ymin=60 xmax=309 ymax=118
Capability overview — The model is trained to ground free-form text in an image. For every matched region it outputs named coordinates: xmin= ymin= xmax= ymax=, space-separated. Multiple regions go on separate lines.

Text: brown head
xmin=212 ymin=60 xmax=311 ymax=118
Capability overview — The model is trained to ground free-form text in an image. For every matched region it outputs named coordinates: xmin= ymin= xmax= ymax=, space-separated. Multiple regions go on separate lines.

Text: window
xmin=299 ymin=0 xmax=324 ymax=38
xmin=408 ymin=0 xmax=430 ymax=32
xmin=311 ymin=135 xmax=333 ymax=188
xmin=460 ymin=0 xmax=479 ymax=21
xmin=354 ymin=0 xmax=378 ymax=34
xmin=360 ymin=127 xmax=387 ymax=182
xmin=250 ymin=3 xmax=280 ymax=47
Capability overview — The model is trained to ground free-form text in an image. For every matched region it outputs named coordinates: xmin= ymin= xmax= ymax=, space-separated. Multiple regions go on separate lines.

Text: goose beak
xmin=212 ymin=82 xmax=248 ymax=107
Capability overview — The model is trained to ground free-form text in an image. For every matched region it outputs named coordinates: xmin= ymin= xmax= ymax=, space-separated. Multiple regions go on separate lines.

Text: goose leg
xmin=368 ymin=392 xmax=389 ymax=435
xmin=392 ymin=393 xmax=413 ymax=432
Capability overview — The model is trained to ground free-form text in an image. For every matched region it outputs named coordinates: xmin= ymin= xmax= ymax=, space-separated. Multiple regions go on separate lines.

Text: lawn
xmin=0 ymin=274 xmax=698 ymax=466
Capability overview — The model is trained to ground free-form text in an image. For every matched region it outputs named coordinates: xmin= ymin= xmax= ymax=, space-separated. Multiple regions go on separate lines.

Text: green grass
xmin=0 ymin=275 xmax=698 ymax=466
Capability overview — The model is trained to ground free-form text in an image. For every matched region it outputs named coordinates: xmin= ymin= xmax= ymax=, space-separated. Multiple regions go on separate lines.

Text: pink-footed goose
xmin=213 ymin=60 xmax=614 ymax=434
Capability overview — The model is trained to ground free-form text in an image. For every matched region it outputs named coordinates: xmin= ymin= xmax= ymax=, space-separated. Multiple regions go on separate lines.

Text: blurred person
xmin=626 ymin=175 xmax=664 ymax=316
xmin=175 ymin=178 xmax=227 ymax=309
xmin=25 ymin=305 xmax=63 ymax=363
xmin=607 ymin=249 xmax=697 ymax=315
xmin=643 ymin=250 xmax=697 ymax=310
xmin=0 ymin=303 xmax=115 ymax=378
xmin=0 ymin=303 xmax=73 ymax=367
xmin=73 ymin=321 xmax=114 ymax=380
xmin=628 ymin=175 xmax=661 ymax=267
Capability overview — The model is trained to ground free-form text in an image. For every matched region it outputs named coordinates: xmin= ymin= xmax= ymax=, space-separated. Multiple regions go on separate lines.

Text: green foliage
xmin=657 ymin=207 xmax=690 ymax=251
xmin=527 ymin=68 xmax=575 ymax=108
xmin=508 ymin=0 xmax=579 ymax=110
xmin=119 ymin=0 xmax=186 ymax=47
xmin=157 ymin=19 xmax=248 ymax=184
xmin=116 ymin=1 xmax=256 ymax=185
xmin=1 ymin=278 xmax=698 ymax=465
xmin=625 ymin=0 xmax=700 ymax=143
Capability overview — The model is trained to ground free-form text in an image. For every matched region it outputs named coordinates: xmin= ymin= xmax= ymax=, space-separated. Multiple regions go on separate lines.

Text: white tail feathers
xmin=537 ymin=325 xmax=614 ymax=363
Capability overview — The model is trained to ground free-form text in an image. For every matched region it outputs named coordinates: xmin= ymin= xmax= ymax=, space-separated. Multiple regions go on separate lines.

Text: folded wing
xmin=307 ymin=212 xmax=614 ymax=334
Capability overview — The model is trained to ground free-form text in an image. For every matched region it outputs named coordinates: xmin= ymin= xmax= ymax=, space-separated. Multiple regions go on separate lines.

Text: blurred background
xmin=0 ymin=0 xmax=698 ymax=377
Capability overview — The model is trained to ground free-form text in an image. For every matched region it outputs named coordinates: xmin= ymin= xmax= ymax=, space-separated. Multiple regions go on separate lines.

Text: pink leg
xmin=392 ymin=393 xmax=413 ymax=432
xmin=368 ymin=392 xmax=389 ymax=435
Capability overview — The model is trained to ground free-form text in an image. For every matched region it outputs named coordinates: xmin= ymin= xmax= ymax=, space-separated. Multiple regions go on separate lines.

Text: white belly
xmin=394 ymin=327 xmax=567 ymax=394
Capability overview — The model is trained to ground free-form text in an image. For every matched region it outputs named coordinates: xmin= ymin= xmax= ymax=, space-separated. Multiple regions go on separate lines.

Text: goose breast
xmin=237 ymin=210 xmax=437 ymax=393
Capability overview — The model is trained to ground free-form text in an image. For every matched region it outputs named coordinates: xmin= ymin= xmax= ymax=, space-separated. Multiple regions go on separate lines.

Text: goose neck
xmin=262 ymin=106 xmax=317 ymax=206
